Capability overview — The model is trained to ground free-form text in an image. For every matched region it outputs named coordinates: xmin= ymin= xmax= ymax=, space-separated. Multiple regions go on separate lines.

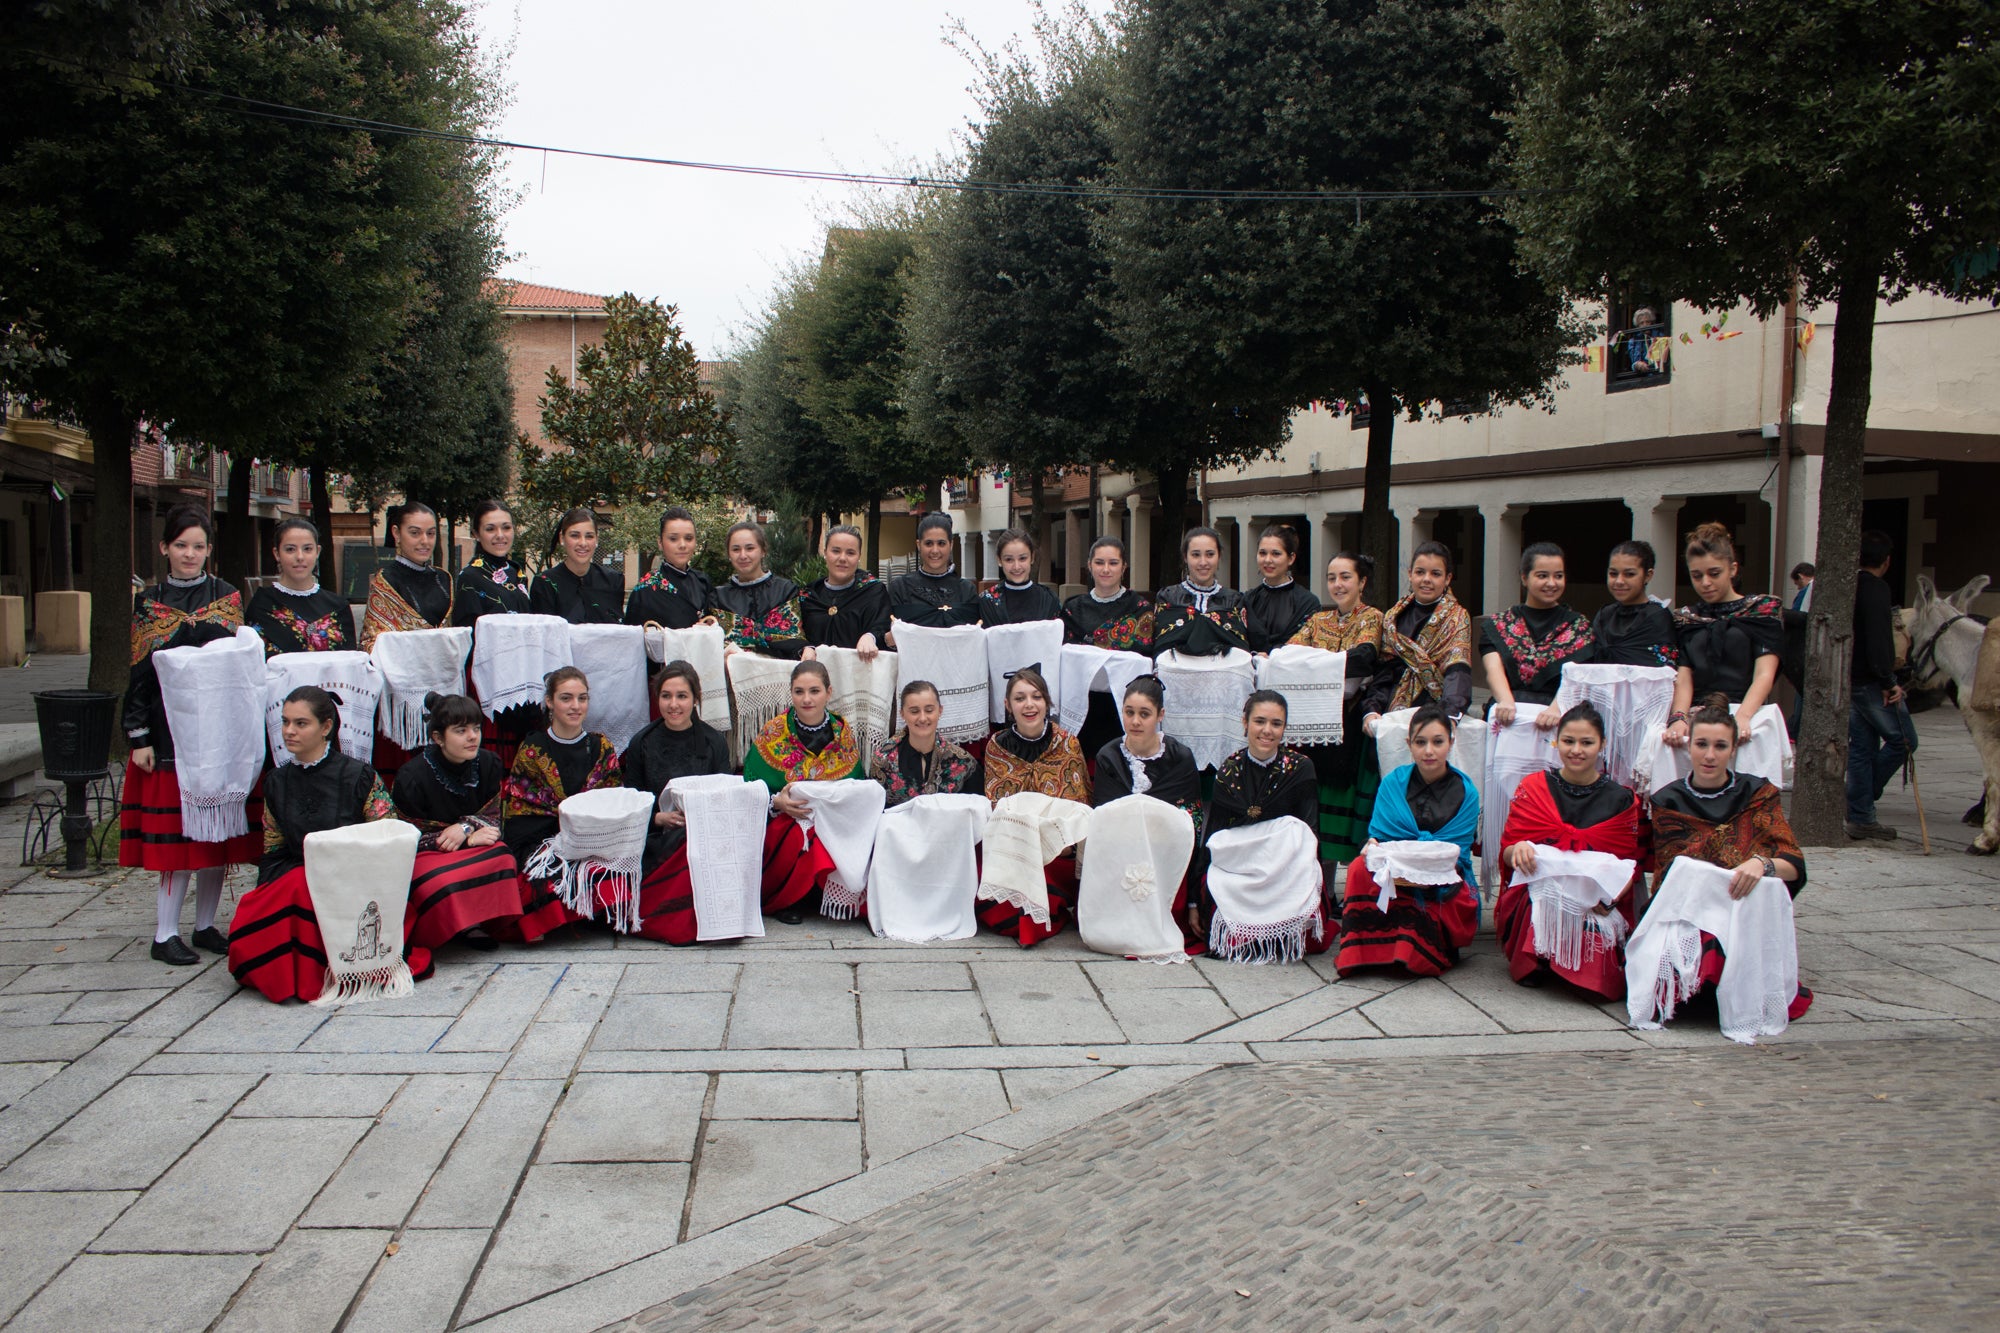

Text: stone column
xmin=1479 ymin=500 xmax=1527 ymax=613
xmin=982 ymin=530 xmax=1002 ymax=583
xmin=1064 ymin=508 xmax=1087 ymax=586
xmin=1126 ymin=494 xmax=1153 ymax=594
xmin=1645 ymin=497 xmax=1684 ymax=602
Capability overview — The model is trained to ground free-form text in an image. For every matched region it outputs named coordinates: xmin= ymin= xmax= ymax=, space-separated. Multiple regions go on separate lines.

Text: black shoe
xmin=775 ymin=909 xmax=806 ymax=925
xmin=151 ymin=936 xmax=200 ymax=966
xmin=190 ymin=926 xmax=228 ymax=955
xmin=459 ymin=930 xmax=500 ymax=952
xmin=1846 ymin=822 xmax=1898 ymax=841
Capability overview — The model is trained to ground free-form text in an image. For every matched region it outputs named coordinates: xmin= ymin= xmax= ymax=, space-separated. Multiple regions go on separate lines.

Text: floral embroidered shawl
xmin=131 ymin=588 xmax=243 ymax=665
xmin=1381 ymin=592 xmax=1472 ymax=711
xmin=1488 ymin=605 xmax=1595 ymax=684
xmin=1289 ymin=603 xmax=1383 ymax=654
xmin=869 ymin=732 xmax=980 ymax=808
xmin=361 ymin=568 xmax=454 ymax=650
xmin=502 ymin=732 xmax=623 ymax=821
xmin=744 ymin=711 xmax=860 ymax=790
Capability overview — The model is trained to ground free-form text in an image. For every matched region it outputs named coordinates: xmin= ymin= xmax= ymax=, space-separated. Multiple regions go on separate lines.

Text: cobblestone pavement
xmin=0 ymin=701 xmax=1993 ymax=1331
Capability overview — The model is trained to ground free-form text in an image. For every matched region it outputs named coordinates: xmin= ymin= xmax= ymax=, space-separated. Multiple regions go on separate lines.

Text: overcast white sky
xmin=475 ymin=0 xmax=1111 ymax=360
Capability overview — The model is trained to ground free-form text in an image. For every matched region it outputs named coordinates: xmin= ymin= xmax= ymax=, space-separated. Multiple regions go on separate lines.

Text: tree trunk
xmin=1357 ymin=383 xmax=1397 ymax=609
xmin=81 ymin=400 xmax=135 ymax=699
xmin=1790 ymin=258 xmax=1879 ymax=845
xmin=865 ymin=496 xmax=882 ymax=576
xmin=309 ymin=466 xmax=335 ymax=590
xmin=48 ymin=491 xmax=72 ymax=592
xmin=222 ymin=451 xmax=253 ymax=585
xmin=1154 ymin=460 xmax=1190 ymax=587
xmin=1028 ymin=471 xmax=1046 ymax=546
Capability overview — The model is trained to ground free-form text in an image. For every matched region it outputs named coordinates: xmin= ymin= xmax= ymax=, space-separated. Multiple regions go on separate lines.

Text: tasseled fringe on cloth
xmin=1208 ymin=910 xmax=1324 ymax=966
xmin=1529 ymin=883 xmax=1628 ymax=972
xmin=382 ymin=693 xmax=432 ymax=751
xmin=1640 ymin=922 xmax=1704 ymax=1026
xmin=821 ymin=877 xmax=864 ymax=921
xmin=311 ymin=958 xmax=416 ymax=1008
xmin=978 ymin=880 xmax=1051 ymax=927
xmin=179 ymin=791 xmax=249 ymax=842
xmin=525 ymin=841 xmax=644 ymax=934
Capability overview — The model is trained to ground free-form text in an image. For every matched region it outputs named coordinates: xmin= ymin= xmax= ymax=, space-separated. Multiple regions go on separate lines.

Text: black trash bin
xmin=32 ymin=689 xmax=118 ymax=875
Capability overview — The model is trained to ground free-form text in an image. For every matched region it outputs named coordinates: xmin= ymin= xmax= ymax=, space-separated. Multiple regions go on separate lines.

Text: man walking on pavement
xmin=1847 ymin=530 xmax=1917 ymax=840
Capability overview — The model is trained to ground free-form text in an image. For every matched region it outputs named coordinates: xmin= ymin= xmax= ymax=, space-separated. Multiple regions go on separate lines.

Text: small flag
xmin=1796 ymin=321 xmax=1816 ymax=350
xmin=1583 ymin=345 xmax=1606 ymax=373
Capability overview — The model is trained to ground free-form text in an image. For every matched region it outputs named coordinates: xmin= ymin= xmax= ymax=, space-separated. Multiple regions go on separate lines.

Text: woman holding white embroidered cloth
xmin=1201 ymin=691 xmax=1328 ymax=962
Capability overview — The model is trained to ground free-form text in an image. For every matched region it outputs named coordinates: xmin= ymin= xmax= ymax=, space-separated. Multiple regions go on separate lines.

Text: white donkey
xmin=1907 ymin=575 xmax=1997 ymax=854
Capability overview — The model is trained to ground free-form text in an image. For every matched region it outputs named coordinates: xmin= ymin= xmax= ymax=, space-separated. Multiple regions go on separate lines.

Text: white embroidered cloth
xmin=1078 ymin=794 xmax=1194 ymax=964
xmin=524 ymin=786 xmax=655 ymax=933
xmin=304 ymin=818 xmax=420 ymax=1006
xmin=666 ymin=774 xmax=768 ymax=941
xmin=1254 ymin=645 xmax=1347 ymax=745
xmin=264 ymin=650 xmax=382 ymax=768
xmin=1637 ymin=701 xmax=1795 ymax=795
xmin=984 ymin=620 xmax=1065 ymax=725
xmin=868 ymin=793 xmax=990 ymax=942
xmin=725 ymin=651 xmax=796 ymax=765
xmin=1513 ymin=846 xmax=1636 ymax=973
xmin=1375 ymin=708 xmax=1486 ymax=829
xmin=979 ymin=792 xmax=1094 ymax=926
xmin=155 ymin=626 xmax=268 ymax=841
xmin=791 ymin=780 xmax=886 ymax=921
xmin=816 ymin=646 xmax=899 ymax=775
xmin=1553 ymin=663 xmax=1676 ymax=790
xmin=370 ymin=626 xmax=471 ymax=750
xmin=1204 ymin=816 xmax=1324 ymax=965
xmin=643 ymin=623 xmax=732 ymax=732
xmin=1056 ymin=644 xmax=1153 ymax=735
xmin=1626 ymin=857 xmax=1797 ymax=1044
xmin=890 ymin=619 xmax=989 ymax=744
xmin=1154 ymin=648 xmax=1255 ymax=770
xmin=1365 ymin=839 xmax=1463 ymax=912
xmin=1482 ymin=717 xmax=1554 ymax=891
xmin=470 ymin=614 xmax=572 ymax=718
xmin=568 ymin=623 xmax=650 ymax=753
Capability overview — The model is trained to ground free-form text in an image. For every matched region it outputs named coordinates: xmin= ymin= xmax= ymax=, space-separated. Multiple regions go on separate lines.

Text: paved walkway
xmin=0 ymin=703 xmax=1992 ymax=1331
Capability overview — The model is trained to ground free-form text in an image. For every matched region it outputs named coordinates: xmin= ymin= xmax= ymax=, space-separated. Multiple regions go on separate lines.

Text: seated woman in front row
xmin=497 ymin=667 xmax=624 ymax=943
xmin=1201 ymin=690 xmax=1330 ymax=958
xmin=745 ymin=660 xmax=855 ymax=923
xmin=1094 ymin=676 xmax=1204 ymax=935
xmin=981 ymin=669 xmax=1089 ymax=946
xmin=1335 ymin=704 xmax=1481 ymax=978
xmin=873 ymin=680 xmax=984 ymax=806
xmin=229 ymin=687 xmax=409 ymax=1003
xmin=617 ymin=660 xmax=734 ymax=945
xmin=1495 ymin=701 xmax=1642 ymax=1000
xmin=391 ymin=692 xmax=533 ymax=952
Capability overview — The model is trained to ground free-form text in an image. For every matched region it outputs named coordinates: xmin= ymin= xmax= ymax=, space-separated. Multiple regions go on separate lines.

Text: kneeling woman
xmin=1336 ymin=705 xmax=1481 ymax=977
xmin=1203 ymin=691 xmax=1328 ymax=959
xmin=1094 ymin=677 xmax=1204 ymax=935
xmin=980 ymin=670 xmax=1087 ymax=945
xmin=391 ymin=693 xmax=531 ymax=949
xmin=499 ymin=667 xmax=624 ymax=942
xmin=618 ymin=661 xmax=733 ymax=944
xmin=746 ymin=661 xmax=855 ymax=923
xmin=229 ymin=688 xmax=409 ymax=1002
xmin=1495 ymin=702 xmax=1642 ymax=999
xmin=1645 ymin=694 xmax=1812 ymax=1021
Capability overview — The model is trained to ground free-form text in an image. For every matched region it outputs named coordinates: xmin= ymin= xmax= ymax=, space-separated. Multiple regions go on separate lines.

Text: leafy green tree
xmin=1503 ymin=0 xmax=2000 ymax=841
xmin=1101 ymin=0 xmax=1580 ymax=595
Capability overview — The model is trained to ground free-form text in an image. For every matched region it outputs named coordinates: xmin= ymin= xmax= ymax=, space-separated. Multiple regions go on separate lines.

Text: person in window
xmin=1616 ymin=305 xmax=1667 ymax=376
xmin=530 ymin=507 xmax=624 ymax=625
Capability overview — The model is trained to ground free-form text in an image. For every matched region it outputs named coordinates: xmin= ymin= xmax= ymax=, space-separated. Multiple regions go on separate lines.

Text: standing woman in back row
xmin=1243 ymin=524 xmax=1322 ymax=654
xmin=453 ymin=500 xmax=538 ymax=769
xmin=1662 ymin=522 xmax=1783 ymax=749
xmin=1360 ymin=541 xmax=1472 ymax=733
xmin=531 ymin=507 xmax=625 ymax=624
xmin=800 ymin=524 xmax=892 ymax=657
xmin=1287 ymin=551 xmax=1385 ymax=866
xmin=1591 ymin=540 xmax=1679 ymax=668
xmin=361 ymin=502 xmax=456 ymax=785
xmin=1062 ymin=536 xmax=1155 ymax=762
xmin=1153 ymin=527 xmax=1251 ymax=656
xmin=709 ymin=520 xmax=807 ymax=658
xmin=1482 ymin=542 xmax=1595 ymax=729
xmin=979 ymin=528 xmax=1063 ymax=625
xmin=246 ymin=518 xmax=354 ymax=655
xmin=886 ymin=512 xmax=982 ymax=629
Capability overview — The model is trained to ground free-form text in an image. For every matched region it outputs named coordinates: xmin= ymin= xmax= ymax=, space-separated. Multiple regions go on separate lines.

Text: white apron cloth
xmin=1056 ymin=644 xmax=1153 ymax=735
xmin=370 ymin=626 xmax=472 ymax=750
xmin=984 ymin=620 xmax=1065 ymax=725
xmin=1513 ymin=846 xmax=1636 ymax=973
xmin=816 ymin=646 xmax=899 ymax=775
xmin=1375 ymin=707 xmax=1486 ymax=825
xmin=666 ymin=774 xmax=768 ymax=941
xmin=1626 ymin=858 xmax=1797 ymax=1044
xmin=1154 ymin=648 xmax=1255 ymax=770
xmin=304 ymin=818 xmax=421 ymax=1007
xmin=1637 ymin=702 xmax=1794 ymax=795
xmin=1364 ymin=839 xmax=1464 ymax=912
xmin=979 ymin=792 xmax=1094 ymax=926
xmin=724 ymin=651 xmax=797 ymax=766
xmin=1078 ymin=794 xmax=1195 ymax=964
xmin=470 ymin=614 xmax=572 ymax=718
xmin=1553 ymin=663 xmax=1676 ymax=791
xmin=643 ymin=623 xmax=732 ymax=732
xmin=523 ymin=787 xmax=655 ymax=933
xmin=868 ymin=793 xmax=990 ymax=942
xmin=890 ymin=619 xmax=989 ymax=744
xmin=155 ymin=626 xmax=268 ymax=841
xmin=568 ymin=623 xmax=649 ymax=753
xmin=790 ymin=780 xmax=886 ymax=920
xmin=1482 ymin=717 xmax=1554 ymax=892
xmin=1204 ymin=816 xmax=1324 ymax=964
xmin=1254 ymin=645 xmax=1347 ymax=745
xmin=264 ymin=650 xmax=382 ymax=768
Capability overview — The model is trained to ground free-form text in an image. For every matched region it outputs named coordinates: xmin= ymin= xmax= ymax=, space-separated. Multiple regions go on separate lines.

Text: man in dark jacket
xmin=1847 ymin=530 xmax=1918 ymax=839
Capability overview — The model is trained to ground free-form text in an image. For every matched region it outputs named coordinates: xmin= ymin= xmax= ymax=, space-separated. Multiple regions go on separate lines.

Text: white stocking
xmin=192 ymin=867 xmax=225 ymax=933
xmin=156 ymin=870 xmax=191 ymax=943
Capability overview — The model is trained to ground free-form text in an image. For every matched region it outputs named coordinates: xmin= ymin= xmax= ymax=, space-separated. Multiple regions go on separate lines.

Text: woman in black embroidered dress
xmin=247 ymin=518 xmax=354 ymax=655
xmin=801 ymin=524 xmax=892 ymax=657
xmin=1662 ymin=523 xmax=1785 ymax=749
xmin=1243 ymin=525 xmax=1322 ymax=655
xmin=625 ymin=507 xmax=716 ymax=630
xmin=1482 ymin=541 xmax=1596 ymax=729
xmin=390 ymin=692 xmax=530 ymax=951
xmin=978 ymin=528 xmax=1063 ymax=625
xmin=886 ymin=512 xmax=981 ymax=631
xmin=1062 ymin=536 xmax=1155 ymax=762
xmin=1152 ymin=527 xmax=1251 ymax=657
xmin=452 ymin=500 xmax=540 ymax=767
xmin=872 ymin=680 xmax=983 ymax=807
xmin=708 ymin=521 xmax=808 ymax=658
xmin=1591 ymin=539 xmax=1679 ymax=668
xmin=620 ymin=662 xmax=734 ymax=945
xmin=530 ymin=507 xmax=625 ymax=625
xmin=1202 ymin=691 xmax=1330 ymax=957
xmin=360 ymin=502 xmax=456 ymax=784
xmin=1094 ymin=677 xmax=1205 ymax=935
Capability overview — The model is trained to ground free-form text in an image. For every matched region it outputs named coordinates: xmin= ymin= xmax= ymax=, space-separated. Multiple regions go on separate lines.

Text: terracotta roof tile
xmin=487 ymin=279 xmax=608 ymax=312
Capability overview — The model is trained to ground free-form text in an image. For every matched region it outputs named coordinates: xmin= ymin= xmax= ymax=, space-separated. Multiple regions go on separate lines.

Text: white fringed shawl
xmin=304 ymin=818 xmax=420 ymax=1006
xmin=815 ymin=646 xmax=899 ymax=775
xmin=1481 ymin=717 xmax=1554 ymax=892
xmin=1637 ymin=702 xmax=1795 ymax=795
xmin=1077 ymin=794 xmax=1195 ymax=964
xmin=666 ymin=773 xmax=769 ymax=941
xmin=569 ymin=623 xmax=650 ymax=753
xmin=264 ymin=650 xmax=381 ymax=768
xmin=1364 ymin=839 xmax=1463 ymax=912
xmin=1254 ymin=645 xmax=1347 ymax=745
xmin=790 ymin=780 xmax=886 ymax=921
xmin=643 ymin=623 xmax=732 ymax=732
xmin=725 ymin=651 xmax=796 ymax=766
xmin=1056 ymin=644 xmax=1152 ymax=735
xmin=523 ymin=786 xmax=655 ymax=933
xmin=1204 ymin=816 xmax=1324 ymax=965
xmin=470 ymin=614 xmax=572 ymax=717
xmin=868 ymin=793 xmax=990 ymax=942
xmin=890 ymin=619 xmax=989 ymax=744
xmin=371 ymin=626 xmax=471 ymax=750
xmin=1553 ymin=663 xmax=1676 ymax=791
xmin=1626 ymin=857 xmax=1797 ymax=1044
xmin=154 ymin=626 xmax=268 ymax=841
xmin=1153 ymin=648 xmax=1256 ymax=770
xmin=1512 ymin=845 xmax=1635 ymax=973
xmin=979 ymin=792 xmax=1094 ymax=926
xmin=984 ymin=620 xmax=1064 ymax=725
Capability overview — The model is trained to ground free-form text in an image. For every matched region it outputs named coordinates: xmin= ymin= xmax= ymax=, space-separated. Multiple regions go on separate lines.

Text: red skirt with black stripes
xmin=227 ymin=866 xmax=435 ymax=1004
xmin=1334 ymin=859 xmax=1479 ymax=978
xmin=117 ymin=760 xmax=263 ymax=872
xmin=407 ymin=844 xmax=526 ymax=948
xmin=483 ymin=872 xmax=586 ymax=945
xmin=622 ymin=818 xmax=833 ymax=943
xmin=977 ymin=850 xmax=1078 ymax=949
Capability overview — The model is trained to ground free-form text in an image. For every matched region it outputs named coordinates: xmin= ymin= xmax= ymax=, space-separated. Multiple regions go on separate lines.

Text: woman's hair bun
xmin=423 ymin=690 xmax=446 ymax=711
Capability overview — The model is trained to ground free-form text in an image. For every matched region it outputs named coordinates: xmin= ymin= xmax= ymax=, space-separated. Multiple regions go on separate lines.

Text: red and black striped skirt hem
xmin=117 ymin=759 xmax=263 ymax=872
xmin=226 ymin=865 xmax=433 ymax=1003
